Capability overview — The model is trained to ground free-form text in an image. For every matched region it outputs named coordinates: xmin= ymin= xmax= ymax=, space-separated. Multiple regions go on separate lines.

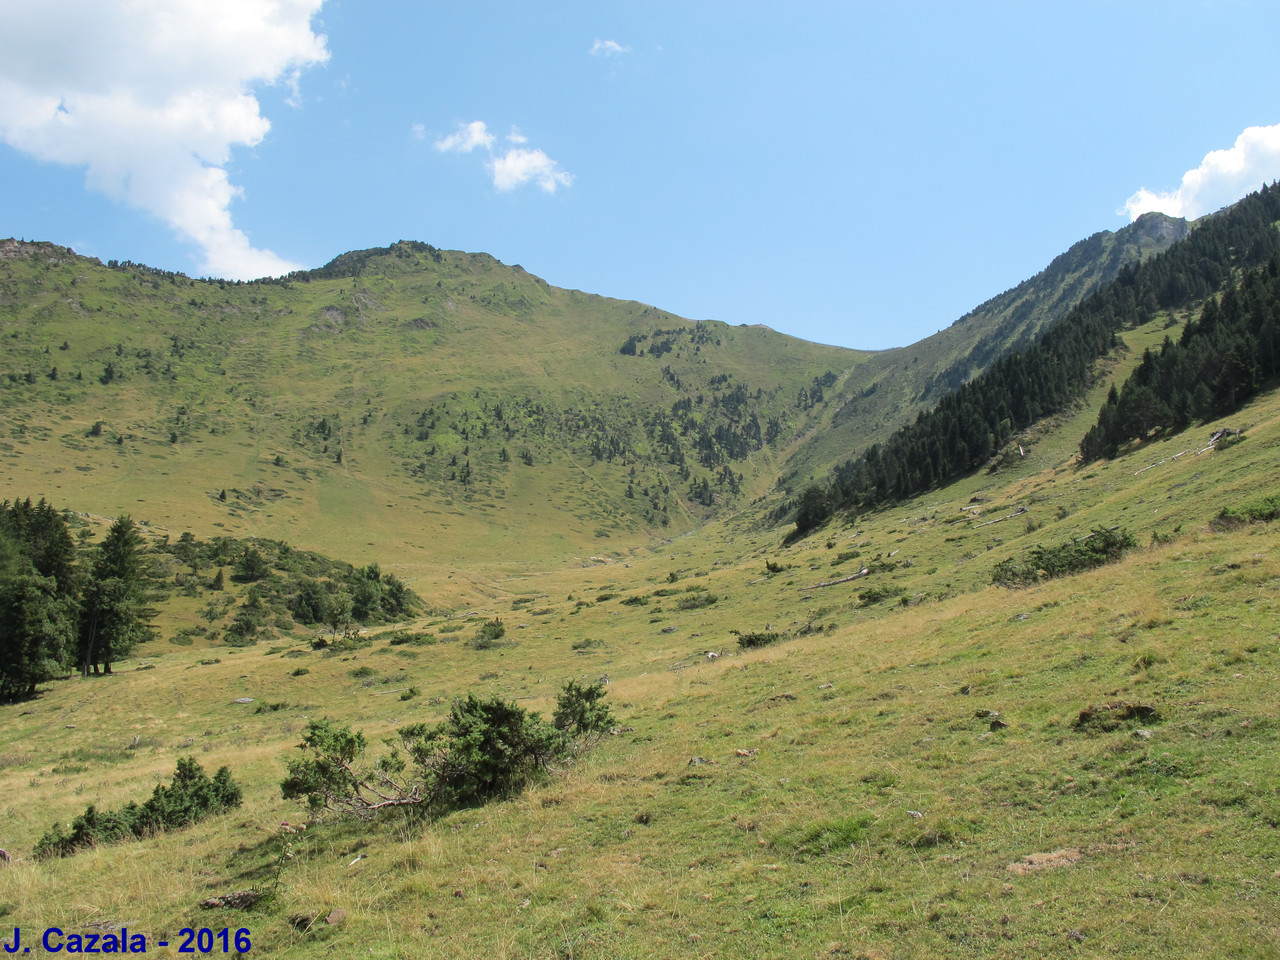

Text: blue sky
xmin=2 ymin=1 xmax=1280 ymax=350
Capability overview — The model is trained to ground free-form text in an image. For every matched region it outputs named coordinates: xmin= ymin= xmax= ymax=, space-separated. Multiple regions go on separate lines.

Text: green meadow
xmin=0 ymin=241 xmax=1278 ymax=957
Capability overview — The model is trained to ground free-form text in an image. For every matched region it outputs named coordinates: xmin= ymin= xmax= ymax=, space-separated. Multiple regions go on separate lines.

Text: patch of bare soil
xmin=1006 ymin=848 xmax=1083 ymax=875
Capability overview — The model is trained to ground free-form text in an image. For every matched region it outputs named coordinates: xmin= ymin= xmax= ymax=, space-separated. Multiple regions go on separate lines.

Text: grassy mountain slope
xmin=0 ymin=210 xmax=1190 ymax=588
xmin=780 ymin=212 xmax=1190 ymax=484
xmin=1 ymin=305 xmax=1277 ymax=957
xmin=0 ymin=239 xmax=859 ymax=593
xmin=796 ymin=186 xmax=1280 ymax=523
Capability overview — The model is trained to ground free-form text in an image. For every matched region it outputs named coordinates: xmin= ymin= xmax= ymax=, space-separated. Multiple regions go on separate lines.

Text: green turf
xmin=0 ymin=241 xmax=1276 ymax=958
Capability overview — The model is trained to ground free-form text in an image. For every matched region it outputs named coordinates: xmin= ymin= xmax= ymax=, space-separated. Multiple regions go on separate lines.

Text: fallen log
xmin=972 ymin=505 xmax=1027 ymax=528
xmin=806 ymin=567 xmax=870 ymax=589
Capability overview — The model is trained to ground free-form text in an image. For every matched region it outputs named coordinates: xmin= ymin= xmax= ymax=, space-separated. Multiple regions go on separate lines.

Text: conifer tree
xmin=0 ymin=498 xmax=78 ymax=597
xmin=0 ymin=534 xmax=77 ymax=701
xmin=78 ymin=516 xmax=152 ymax=675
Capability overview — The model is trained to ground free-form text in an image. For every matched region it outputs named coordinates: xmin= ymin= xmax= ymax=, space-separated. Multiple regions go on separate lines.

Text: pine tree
xmin=0 ymin=539 xmax=77 ymax=701
xmin=78 ymin=517 xmax=152 ymax=675
xmin=0 ymin=498 xmax=78 ymax=597
xmin=233 ymin=546 xmax=270 ymax=582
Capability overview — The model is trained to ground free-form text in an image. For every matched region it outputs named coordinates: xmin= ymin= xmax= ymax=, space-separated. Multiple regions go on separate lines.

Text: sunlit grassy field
xmin=2 ymin=310 xmax=1277 ymax=958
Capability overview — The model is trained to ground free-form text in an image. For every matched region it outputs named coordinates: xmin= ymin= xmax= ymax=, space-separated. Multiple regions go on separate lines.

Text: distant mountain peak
xmin=1124 ymin=211 xmax=1190 ymax=246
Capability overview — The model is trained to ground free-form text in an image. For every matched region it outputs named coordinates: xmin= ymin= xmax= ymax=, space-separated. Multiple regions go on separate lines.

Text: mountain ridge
xmin=0 ymin=207 xmax=1199 ymax=581
xmin=758 ymin=212 xmax=1192 ymax=487
xmin=0 ymin=237 xmax=858 ymax=589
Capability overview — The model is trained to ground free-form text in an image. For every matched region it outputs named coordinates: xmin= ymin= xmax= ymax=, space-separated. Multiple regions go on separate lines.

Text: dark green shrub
xmin=735 ymin=630 xmax=783 ymax=649
xmin=993 ymin=526 xmax=1136 ymax=587
xmin=858 ymin=584 xmax=905 ymax=606
xmin=233 ymin=546 xmax=271 ymax=582
xmin=469 ymin=617 xmax=507 ymax=649
xmin=676 ymin=592 xmax=718 ymax=611
xmin=387 ymin=631 xmax=435 ymax=646
xmin=224 ymin=606 xmax=266 ymax=645
xmin=350 ymin=576 xmax=382 ymax=622
xmin=553 ymin=680 xmax=615 ymax=741
xmin=1213 ymin=494 xmax=1280 ymax=529
xmin=280 ymin=719 xmax=367 ymax=814
xmin=282 ymin=684 xmax=612 ymax=820
xmin=289 ymin=577 xmax=329 ymax=625
xmin=34 ymin=757 xmax=241 ymax=859
xmin=398 ymin=695 xmax=565 ymax=810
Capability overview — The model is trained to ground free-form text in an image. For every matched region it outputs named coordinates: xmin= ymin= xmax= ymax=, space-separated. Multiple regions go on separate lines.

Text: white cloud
xmin=434 ymin=120 xmax=494 ymax=153
xmin=590 ymin=39 xmax=629 ymax=57
xmin=1123 ymin=123 xmax=1280 ymax=221
xmin=410 ymin=122 xmax=426 ymax=141
xmin=435 ymin=119 xmax=572 ymax=193
xmin=489 ymin=148 xmax=574 ymax=193
xmin=0 ymin=0 xmax=329 ymax=280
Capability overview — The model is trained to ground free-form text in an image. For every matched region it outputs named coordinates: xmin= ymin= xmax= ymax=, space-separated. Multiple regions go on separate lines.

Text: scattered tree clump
xmin=992 ymin=526 xmax=1136 ymax=588
xmin=0 ymin=502 xmax=427 ymax=699
xmin=34 ymin=757 xmax=241 ymax=859
xmin=0 ymin=501 xmax=156 ymax=699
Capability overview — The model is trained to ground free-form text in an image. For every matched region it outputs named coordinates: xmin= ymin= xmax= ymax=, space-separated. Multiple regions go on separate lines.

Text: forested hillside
xmin=791 ymin=184 xmax=1280 ymax=534
xmin=778 ymin=212 xmax=1189 ymax=482
xmin=1080 ymin=252 xmax=1280 ymax=460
